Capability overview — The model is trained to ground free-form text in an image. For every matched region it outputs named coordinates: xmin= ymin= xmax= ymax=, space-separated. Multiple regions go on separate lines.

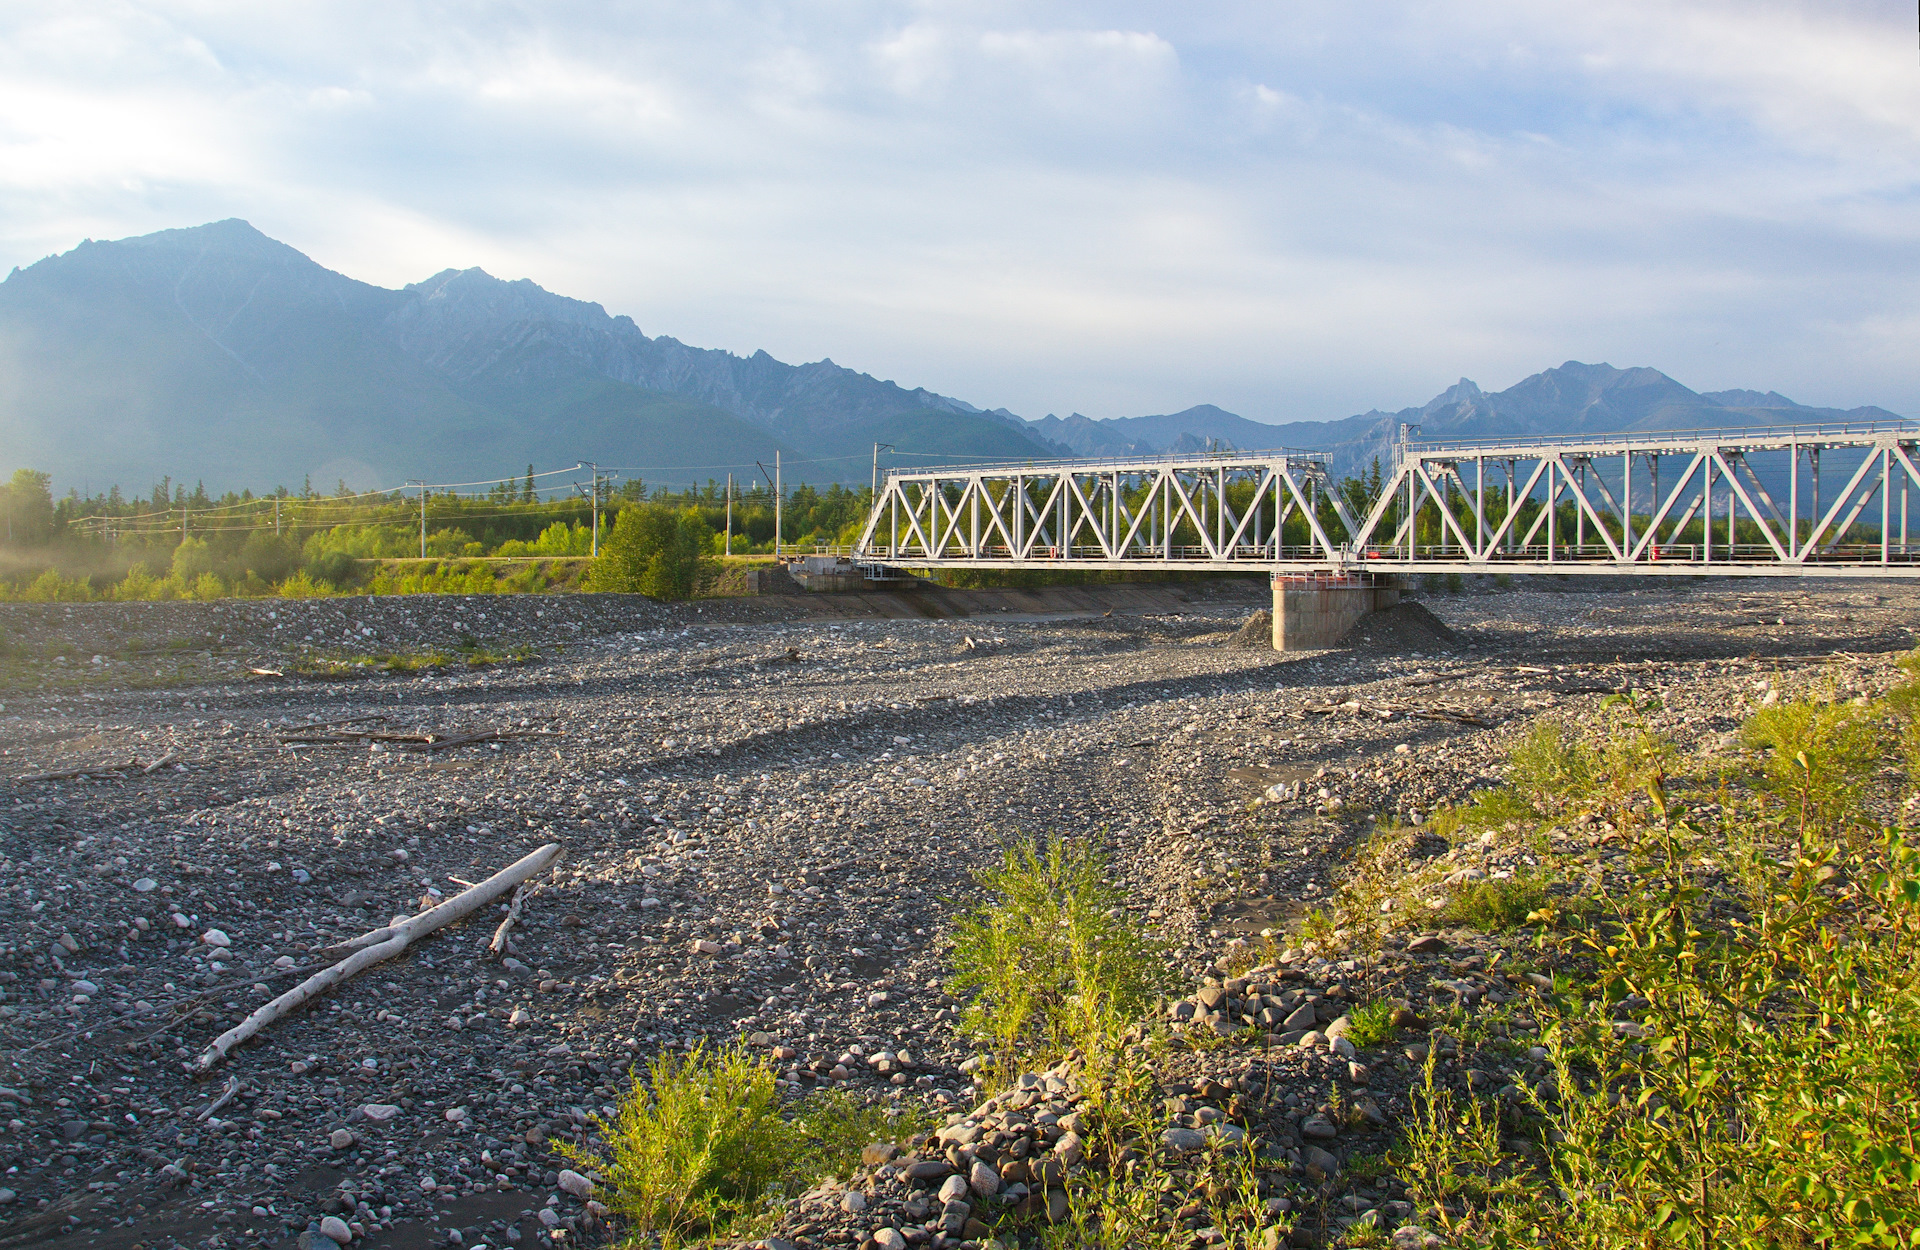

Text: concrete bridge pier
xmin=1271 ymin=572 xmax=1400 ymax=650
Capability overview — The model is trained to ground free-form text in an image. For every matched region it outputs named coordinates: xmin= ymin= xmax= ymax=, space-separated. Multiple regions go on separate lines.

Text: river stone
xmin=1161 ymin=1127 xmax=1207 ymax=1153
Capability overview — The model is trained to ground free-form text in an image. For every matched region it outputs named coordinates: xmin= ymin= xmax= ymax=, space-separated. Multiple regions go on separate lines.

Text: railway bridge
xmin=850 ymin=420 xmax=1920 ymax=648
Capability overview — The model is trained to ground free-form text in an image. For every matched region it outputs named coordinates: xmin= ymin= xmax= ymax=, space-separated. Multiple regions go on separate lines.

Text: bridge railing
xmin=1398 ymin=419 xmax=1919 ymax=459
xmin=875 ymin=446 xmax=1330 ymax=482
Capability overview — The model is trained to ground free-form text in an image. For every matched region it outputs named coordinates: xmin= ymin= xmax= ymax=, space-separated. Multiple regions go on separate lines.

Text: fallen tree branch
xmin=488 ymin=882 xmax=534 ymax=959
xmin=193 ymin=842 xmax=564 ymax=1073
xmin=142 ymin=750 xmax=182 ymax=775
xmin=195 ymin=1076 xmax=241 ymax=1121
xmin=13 ymin=758 xmax=140 ymax=783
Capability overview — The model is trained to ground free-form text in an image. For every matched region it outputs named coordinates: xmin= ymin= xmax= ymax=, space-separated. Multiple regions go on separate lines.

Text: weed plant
xmin=565 ymin=1047 xmax=933 ymax=1249
xmin=947 ymin=836 xmax=1168 ymax=1079
xmin=1393 ymin=678 xmax=1920 ymax=1247
xmin=1503 ymin=720 xmax=1596 ymax=812
xmin=1345 ymin=1000 xmax=1399 ymax=1049
xmin=1440 ymin=872 xmax=1549 ymax=932
xmin=561 ymin=1043 xmax=789 ymax=1248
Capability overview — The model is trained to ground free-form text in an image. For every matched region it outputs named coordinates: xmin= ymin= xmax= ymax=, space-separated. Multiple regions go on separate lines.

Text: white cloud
xmin=0 ymin=0 xmax=1914 ymax=422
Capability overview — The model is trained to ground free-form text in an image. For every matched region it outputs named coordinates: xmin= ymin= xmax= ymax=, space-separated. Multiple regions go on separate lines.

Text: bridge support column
xmin=1271 ymin=572 xmax=1399 ymax=650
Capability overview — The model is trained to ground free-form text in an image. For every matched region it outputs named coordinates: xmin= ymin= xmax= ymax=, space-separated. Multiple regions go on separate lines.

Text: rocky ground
xmin=0 ymin=575 xmax=1914 ymax=1250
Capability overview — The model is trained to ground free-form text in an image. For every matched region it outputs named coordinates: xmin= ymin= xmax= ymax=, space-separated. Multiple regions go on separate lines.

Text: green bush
xmin=276 ymin=570 xmax=333 ymax=598
xmin=1431 ymin=787 xmax=1537 ymax=838
xmin=1740 ymin=697 xmax=1884 ymax=838
xmin=239 ymin=530 xmax=301 ymax=583
xmin=111 ymin=563 xmax=162 ymax=601
xmin=1346 ymin=1000 xmax=1399 ymax=1049
xmin=306 ymin=550 xmax=360 ymax=589
xmin=563 ymin=1048 xmax=928 ymax=1249
xmin=171 ymin=535 xmax=213 ymax=582
xmin=1441 ymin=872 xmax=1549 ymax=931
xmin=17 ymin=569 xmax=92 ymax=602
xmin=587 ymin=504 xmax=712 ymax=599
xmin=1505 ymin=720 xmax=1596 ymax=812
xmin=498 ymin=520 xmax=593 ymax=558
xmin=947 ymin=836 xmax=1166 ymax=1071
xmin=563 ymin=1043 xmax=788 ymax=1248
xmin=785 ymin=1090 xmax=929 ymax=1184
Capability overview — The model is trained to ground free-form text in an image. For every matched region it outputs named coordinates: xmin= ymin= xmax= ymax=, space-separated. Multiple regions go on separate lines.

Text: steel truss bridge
xmin=851 ymin=420 xmax=1920 ymax=577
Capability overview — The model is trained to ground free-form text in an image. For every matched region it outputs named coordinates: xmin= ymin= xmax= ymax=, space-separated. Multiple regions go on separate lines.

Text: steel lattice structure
xmin=853 ymin=421 xmax=1920 ymax=577
xmin=853 ymin=450 xmax=1354 ymax=570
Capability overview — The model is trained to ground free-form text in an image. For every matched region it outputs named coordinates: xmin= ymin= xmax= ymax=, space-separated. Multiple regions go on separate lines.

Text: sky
xmin=2 ymin=0 xmax=1916 ymax=425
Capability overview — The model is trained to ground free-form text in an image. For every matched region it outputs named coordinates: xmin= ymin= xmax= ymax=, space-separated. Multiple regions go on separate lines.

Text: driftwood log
xmin=194 ymin=842 xmax=564 ymax=1073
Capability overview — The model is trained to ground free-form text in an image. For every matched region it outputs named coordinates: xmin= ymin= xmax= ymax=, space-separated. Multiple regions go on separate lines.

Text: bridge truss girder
xmin=1351 ymin=424 xmax=1920 ymax=575
xmin=853 ymin=451 xmax=1354 ymax=568
xmin=851 ymin=422 xmax=1920 ymax=577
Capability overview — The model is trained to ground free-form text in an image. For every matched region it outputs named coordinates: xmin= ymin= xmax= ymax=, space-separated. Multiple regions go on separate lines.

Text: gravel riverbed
xmin=0 ymin=577 xmax=1913 ymax=1250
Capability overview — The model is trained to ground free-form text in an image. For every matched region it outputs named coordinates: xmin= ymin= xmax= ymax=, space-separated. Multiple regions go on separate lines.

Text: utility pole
xmin=576 ymin=462 xmax=601 ymax=557
xmin=872 ymin=442 xmax=894 ymax=500
xmin=409 ymin=481 xmax=426 ymax=557
xmin=725 ymin=473 xmax=733 ymax=557
xmin=755 ymin=459 xmax=782 ymax=558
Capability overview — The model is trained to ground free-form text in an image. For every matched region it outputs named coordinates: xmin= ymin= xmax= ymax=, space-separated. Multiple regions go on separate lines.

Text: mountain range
xmin=0 ymin=220 xmax=1906 ymax=494
xmin=0 ymin=220 xmax=1046 ymax=494
xmin=1035 ymin=372 xmax=1905 ymax=479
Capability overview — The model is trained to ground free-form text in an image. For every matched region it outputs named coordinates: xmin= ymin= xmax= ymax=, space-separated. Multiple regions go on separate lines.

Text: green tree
xmin=239 ymin=529 xmax=300 ymax=582
xmin=171 ymin=535 xmax=214 ymax=581
xmin=588 ymin=504 xmax=712 ymax=599
xmin=4 ymin=468 xmax=54 ymax=545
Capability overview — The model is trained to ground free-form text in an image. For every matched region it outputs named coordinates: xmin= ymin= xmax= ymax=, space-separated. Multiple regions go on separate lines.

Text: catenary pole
xmin=408 ymin=481 xmax=426 ymax=558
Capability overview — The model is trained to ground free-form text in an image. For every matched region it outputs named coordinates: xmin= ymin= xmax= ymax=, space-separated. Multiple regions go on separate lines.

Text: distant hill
xmin=1037 ymin=363 xmax=1908 ymax=480
xmin=0 ymin=220 xmax=1058 ymax=493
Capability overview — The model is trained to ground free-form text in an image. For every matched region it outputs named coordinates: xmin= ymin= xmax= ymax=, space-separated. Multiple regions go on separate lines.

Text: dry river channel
xmin=0 ymin=576 xmax=1913 ymax=1250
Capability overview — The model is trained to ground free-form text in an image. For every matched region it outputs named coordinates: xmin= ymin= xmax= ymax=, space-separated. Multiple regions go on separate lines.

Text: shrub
xmin=1740 ymin=697 xmax=1884 ymax=838
xmin=1431 ymin=787 xmax=1536 ymax=838
xmin=239 ymin=530 xmax=300 ymax=583
xmin=306 ymin=550 xmax=360 ymax=589
xmin=1505 ymin=721 xmax=1595 ymax=812
xmin=947 ymin=836 xmax=1165 ymax=1071
xmin=1441 ymin=872 xmax=1549 ymax=931
xmin=18 ymin=569 xmax=93 ymax=602
xmin=111 ymin=563 xmax=162 ymax=601
xmin=1346 ymin=1000 xmax=1398 ymax=1049
xmin=785 ymin=1090 xmax=929 ymax=1186
xmin=562 ymin=1043 xmax=788 ymax=1248
xmin=276 ymin=570 xmax=333 ymax=598
xmin=588 ymin=504 xmax=712 ymax=600
xmin=171 ymin=535 xmax=213 ymax=582
xmin=1400 ymin=687 xmax=1920 ymax=1245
